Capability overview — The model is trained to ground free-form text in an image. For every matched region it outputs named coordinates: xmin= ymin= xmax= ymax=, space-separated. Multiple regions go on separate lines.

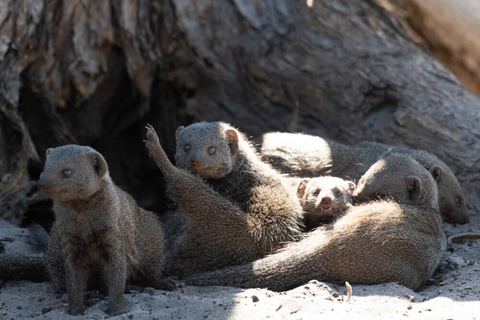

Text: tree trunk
xmin=0 ymin=0 xmax=479 ymax=225
xmin=375 ymin=0 xmax=480 ymax=97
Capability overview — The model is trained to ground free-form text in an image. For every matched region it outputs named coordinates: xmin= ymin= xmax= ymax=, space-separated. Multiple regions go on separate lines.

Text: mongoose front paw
xmin=108 ymin=299 xmax=131 ymax=316
xmin=67 ymin=304 xmax=87 ymax=316
xmin=145 ymin=124 xmax=160 ymax=147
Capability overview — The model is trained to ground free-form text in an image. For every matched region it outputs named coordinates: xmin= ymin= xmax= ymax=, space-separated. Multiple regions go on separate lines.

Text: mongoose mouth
xmin=313 ymin=207 xmax=334 ymax=218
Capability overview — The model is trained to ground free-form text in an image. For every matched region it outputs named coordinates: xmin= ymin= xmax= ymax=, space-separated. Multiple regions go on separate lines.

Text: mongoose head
xmin=428 ymin=164 xmax=468 ymax=224
xmin=353 ymin=153 xmax=439 ymax=209
xmin=37 ymin=145 xmax=108 ymax=202
xmin=297 ymin=176 xmax=355 ymax=221
xmin=174 ymin=122 xmax=240 ymax=179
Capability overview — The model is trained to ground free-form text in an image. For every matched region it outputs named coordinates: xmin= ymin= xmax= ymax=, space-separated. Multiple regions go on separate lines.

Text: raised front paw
xmin=144 ymin=124 xmax=161 ymax=153
xmin=144 ymin=124 xmax=176 ymax=176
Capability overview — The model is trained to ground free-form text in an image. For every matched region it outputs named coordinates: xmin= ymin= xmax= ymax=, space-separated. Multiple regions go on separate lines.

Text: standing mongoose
xmin=183 ymin=154 xmax=447 ymax=291
xmin=260 ymin=132 xmax=469 ymax=224
xmin=144 ymin=123 xmax=304 ymax=277
xmin=37 ymin=145 xmax=174 ymax=316
xmin=286 ymin=176 xmax=355 ymax=230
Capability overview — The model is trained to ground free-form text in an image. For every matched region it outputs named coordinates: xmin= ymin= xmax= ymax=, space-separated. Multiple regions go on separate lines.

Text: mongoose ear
xmin=87 ymin=152 xmax=108 ymax=179
xmin=175 ymin=126 xmax=185 ymax=143
xmin=46 ymin=148 xmax=53 ymax=156
xmin=405 ymin=175 xmax=422 ymax=202
xmin=297 ymin=179 xmax=309 ymax=198
xmin=226 ymin=129 xmax=239 ymax=155
xmin=429 ymin=166 xmax=442 ymax=183
xmin=347 ymin=181 xmax=356 ymax=195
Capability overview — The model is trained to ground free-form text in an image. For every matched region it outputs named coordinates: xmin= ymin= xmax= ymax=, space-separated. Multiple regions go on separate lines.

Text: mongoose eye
xmin=335 ymin=190 xmax=343 ymax=197
xmin=208 ymin=147 xmax=216 ymax=155
xmin=184 ymin=144 xmax=190 ymax=152
xmin=63 ymin=169 xmax=72 ymax=177
xmin=456 ymin=197 xmax=463 ymax=207
xmin=312 ymin=189 xmax=321 ymax=197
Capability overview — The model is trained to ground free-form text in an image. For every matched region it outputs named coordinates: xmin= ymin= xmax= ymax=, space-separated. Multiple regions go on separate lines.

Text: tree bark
xmin=0 ymin=0 xmax=479 ymax=224
xmin=375 ymin=0 xmax=480 ymax=97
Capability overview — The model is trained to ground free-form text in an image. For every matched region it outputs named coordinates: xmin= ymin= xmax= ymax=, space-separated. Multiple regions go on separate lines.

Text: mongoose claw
xmin=145 ymin=124 xmax=160 ymax=146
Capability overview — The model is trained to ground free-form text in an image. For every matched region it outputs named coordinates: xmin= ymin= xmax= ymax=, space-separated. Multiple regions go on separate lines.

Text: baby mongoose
xmin=290 ymin=176 xmax=355 ymax=230
xmin=184 ymin=154 xmax=446 ymax=291
xmin=37 ymin=145 xmax=173 ymax=316
xmin=144 ymin=123 xmax=304 ymax=276
xmin=260 ymin=132 xmax=469 ymax=224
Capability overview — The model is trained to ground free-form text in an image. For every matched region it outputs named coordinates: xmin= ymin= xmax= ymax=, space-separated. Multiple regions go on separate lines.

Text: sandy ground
xmin=1 ymin=213 xmax=479 ymax=320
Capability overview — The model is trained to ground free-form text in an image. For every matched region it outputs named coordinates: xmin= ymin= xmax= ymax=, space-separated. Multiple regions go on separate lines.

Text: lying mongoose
xmin=144 ymin=123 xmax=304 ymax=277
xmin=260 ymin=132 xmax=469 ymax=224
xmin=37 ymin=145 xmax=173 ymax=316
xmin=183 ymin=154 xmax=447 ymax=291
xmin=357 ymin=141 xmax=468 ymax=224
xmin=286 ymin=176 xmax=355 ymax=230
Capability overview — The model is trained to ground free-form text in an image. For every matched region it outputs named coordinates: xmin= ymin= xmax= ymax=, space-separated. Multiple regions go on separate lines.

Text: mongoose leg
xmin=65 ymin=259 xmax=88 ymax=315
xmin=107 ymin=253 xmax=128 ymax=316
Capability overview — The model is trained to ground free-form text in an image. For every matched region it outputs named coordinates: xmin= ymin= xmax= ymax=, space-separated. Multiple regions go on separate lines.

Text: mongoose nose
xmin=190 ymin=159 xmax=199 ymax=166
xmin=322 ymin=197 xmax=331 ymax=203
xmin=37 ymin=182 xmax=46 ymax=190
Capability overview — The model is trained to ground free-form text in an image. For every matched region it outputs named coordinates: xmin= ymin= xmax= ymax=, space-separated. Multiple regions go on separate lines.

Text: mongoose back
xmin=260 ymin=132 xmax=468 ymax=224
xmin=287 ymin=176 xmax=355 ymax=230
xmin=37 ymin=145 xmax=173 ymax=316
xmin=145 ymin=123 xmax=304 ymax=277
xmin=183 ymin=154 xmax=446 ymax=291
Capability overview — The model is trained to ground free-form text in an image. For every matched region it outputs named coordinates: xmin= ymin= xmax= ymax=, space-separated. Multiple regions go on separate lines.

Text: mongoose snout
xmin=314 ymin=197 xmax=334 ymax=218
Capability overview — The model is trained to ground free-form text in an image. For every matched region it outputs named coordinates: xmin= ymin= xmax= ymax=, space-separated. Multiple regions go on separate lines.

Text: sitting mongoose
xmin=183 ymin=154 xmax=447 ymax=291
xmin=260 ymin=132 xmax=469 ymax=224
xmin=37 ymin=145 xmax=174 ymax=316
xmin=286 ymin=176 xmax=355 ymax=230
xmin=144 ymin=123 xmax=304 ymax=277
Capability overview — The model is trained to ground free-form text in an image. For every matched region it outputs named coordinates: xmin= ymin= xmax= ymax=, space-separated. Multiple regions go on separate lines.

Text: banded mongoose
xmin=183 ymin=154 xmax=447 ymax=291
xmin=260 ymin=132 xmax=469 ymax=224
xmin=37 ymin=145 xmax=174 ymax=316
xmin=286 ymin=176 xmax=355 ymax=230
xmin=144 ymin=123 xmax=304 ymax=277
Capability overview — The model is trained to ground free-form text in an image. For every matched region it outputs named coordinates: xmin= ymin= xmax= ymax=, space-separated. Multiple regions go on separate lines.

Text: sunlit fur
xmin=183 ymin=154 xmax=446 ymax=291
xmin=260 ymin=132 xmax=468 ymax=224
